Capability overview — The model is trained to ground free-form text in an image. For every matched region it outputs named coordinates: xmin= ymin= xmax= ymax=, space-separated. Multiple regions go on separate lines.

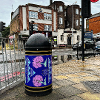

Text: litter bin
xmin=25 ymin=33 xmax=52 ymax=96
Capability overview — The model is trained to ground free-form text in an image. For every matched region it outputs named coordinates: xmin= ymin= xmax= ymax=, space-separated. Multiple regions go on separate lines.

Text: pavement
xmin=1 ymin=55 xmax=100 ymax=100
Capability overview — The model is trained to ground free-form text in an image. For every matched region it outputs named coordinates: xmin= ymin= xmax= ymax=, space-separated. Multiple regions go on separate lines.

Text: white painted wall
xmin=57 ymin=29 xmax=64 ymax=44
xmin=29 ymin=19 xmax=52 ymax=24
xmin=57 ymin=28 xmax=82 ymax=45
xmin=29 ymin=6 xmax=52 ymax=25
xmin=22 ymin=7 xmax=27 ymax=30
xmin=29 ymin=6 xmax=52 ymax=13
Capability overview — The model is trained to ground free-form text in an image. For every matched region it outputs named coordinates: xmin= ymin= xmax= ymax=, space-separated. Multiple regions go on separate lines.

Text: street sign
xmin=90 ymin=0 xmax=99 ymax=2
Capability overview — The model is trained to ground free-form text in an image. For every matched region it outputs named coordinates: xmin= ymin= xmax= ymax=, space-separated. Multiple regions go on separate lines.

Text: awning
xmin=19 ymin=30 xmax=29 ymax=36
xmin=9 ymin=34 xmax=15 ymax=39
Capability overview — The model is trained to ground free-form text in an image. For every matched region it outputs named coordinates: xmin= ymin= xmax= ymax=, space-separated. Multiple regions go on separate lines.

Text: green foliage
xmin=2 ymin=26 xmax=10 ymax=38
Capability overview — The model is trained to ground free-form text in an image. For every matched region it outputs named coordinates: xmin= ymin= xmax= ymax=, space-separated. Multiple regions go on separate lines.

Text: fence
xmin=0 ymin=37 xmax=25 ymax=94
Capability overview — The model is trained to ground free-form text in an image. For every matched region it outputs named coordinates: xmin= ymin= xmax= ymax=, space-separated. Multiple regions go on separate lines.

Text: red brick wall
xmin=10 ymin=16 xmax=20 ymax=34
xmin=38 ymin=23 xmax=44 ymax=31
xmin=89 ymin=16 xmax=100 ymax=34
xmin=19 ymin=6 xmax=23 ymax=30
xmin=38 ymin=12 xmax=44 ymax=19
xmin=26 ymin=5 xmax=29 ymax=30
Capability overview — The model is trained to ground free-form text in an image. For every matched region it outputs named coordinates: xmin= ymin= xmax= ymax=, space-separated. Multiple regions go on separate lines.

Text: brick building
xmin=54 ymin=4 xmax=81 ymax=46
xmin=65 ymin=5 xmax=81 ymax=30
xmin=10 ymin=3 xmax=57 ymax=38
xmin=10 ymin=1 xmax=82 ymax=47
xmin=86 ymin=13 xmax=100 ymax=34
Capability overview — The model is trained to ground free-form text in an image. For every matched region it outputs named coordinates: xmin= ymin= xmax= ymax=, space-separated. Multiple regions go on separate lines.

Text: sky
xmin=0 ymin=0 xmax=100 ymax=27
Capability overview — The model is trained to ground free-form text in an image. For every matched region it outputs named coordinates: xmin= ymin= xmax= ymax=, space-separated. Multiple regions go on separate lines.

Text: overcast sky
xmin=0 ymin=0 xmax=100 ymax=27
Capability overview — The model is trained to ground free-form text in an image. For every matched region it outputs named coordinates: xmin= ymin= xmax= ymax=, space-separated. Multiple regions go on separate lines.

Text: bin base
xmin=25 ymin=88 xmax=52 ymax=96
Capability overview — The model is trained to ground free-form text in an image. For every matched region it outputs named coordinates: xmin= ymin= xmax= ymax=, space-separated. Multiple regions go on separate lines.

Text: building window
xmin=59 ymin=17 xmax=63 ymax=24
xmin=59 ymin=6 xmax=63 ymax=12
xmin=77 ymin=35 xmax=80 ymax=41
xmin=55 ymin=5 xmax=56 ymax=10
xmin=80 ymin=18 xmax=82 ymax=25
xmin=76 ymin=9 xmax=79 ymax=14
xmin=61 ymin=35 xmax=64 ymax=41
xmin=44 ymin=25 xmax=52 ymax=31
xmin=80 ymin=11 xmax=81 ymax=16
xmin=65 ymin=12 xmax=66 ymax=16
xmin=29 ymin=11 xmax=38 ymax=19
xmin=44 ymin=13 xmax=52 ymax=20
xmin=33 ymin=24 xmax=38 ymax=31
xmin=76 ymin=20 xmax=78 ymax=26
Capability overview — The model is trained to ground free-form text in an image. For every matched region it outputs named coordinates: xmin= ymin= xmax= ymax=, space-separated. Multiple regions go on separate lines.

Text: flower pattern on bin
xmin=33 ymin=75 xmax=43 ymax=87
xmin=33 ymin=56 xmax=44 ymax=68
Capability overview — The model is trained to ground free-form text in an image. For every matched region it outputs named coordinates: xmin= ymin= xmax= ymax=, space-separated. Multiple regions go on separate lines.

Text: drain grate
xmin=83 ymin=81 xmax=100 ymax=93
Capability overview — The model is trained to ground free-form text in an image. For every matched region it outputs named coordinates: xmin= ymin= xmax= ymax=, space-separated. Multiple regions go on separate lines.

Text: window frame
xmin=29 ymin=11 xmax=38 ymax=19
xmin=76 ymin=9 xmax=79 ymax=14
xmin=59 ymin=6 xmax=63 ymax=12
xmin=76 ymin=20 xmax=79 ymax=26
xmin=44 ymin=25 xmax=52 ymax=31
xmin=44 ymin=13 xmax=52 ymax=20
xmin=59 ymin=17 xmax=63 ymax=24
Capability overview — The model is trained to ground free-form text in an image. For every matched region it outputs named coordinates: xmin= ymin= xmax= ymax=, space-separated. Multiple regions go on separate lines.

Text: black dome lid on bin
xmin=25 ymin=33 xmax=51 ymax=51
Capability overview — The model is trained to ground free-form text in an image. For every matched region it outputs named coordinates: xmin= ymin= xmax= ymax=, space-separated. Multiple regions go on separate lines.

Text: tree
xmin=1 ymin=26 xmax=10 ymax=38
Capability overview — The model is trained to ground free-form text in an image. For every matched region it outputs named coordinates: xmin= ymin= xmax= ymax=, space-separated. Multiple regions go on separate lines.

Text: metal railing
xmin=0 ymin=37 xmax=25 ymax=94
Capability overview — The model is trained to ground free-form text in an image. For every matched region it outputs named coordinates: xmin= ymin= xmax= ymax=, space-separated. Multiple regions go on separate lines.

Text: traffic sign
xmin=90 ymin=0 xmax=99 ymax=2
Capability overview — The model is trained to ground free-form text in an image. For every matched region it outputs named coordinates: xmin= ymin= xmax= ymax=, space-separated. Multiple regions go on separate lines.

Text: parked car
xmin=95 ymin=41 xmax=100 ymax=51
xmin=72 ymin=40 xmax=95 ymax=50
xmin=72 ymin=41 xmax=82 ymax=50
xmin=85 ymin=40 xmax=95 ymax=49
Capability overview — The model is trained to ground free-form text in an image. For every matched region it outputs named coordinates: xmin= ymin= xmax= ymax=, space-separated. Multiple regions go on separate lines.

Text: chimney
xmin=50 ymin=0 xmax=52 ymax=5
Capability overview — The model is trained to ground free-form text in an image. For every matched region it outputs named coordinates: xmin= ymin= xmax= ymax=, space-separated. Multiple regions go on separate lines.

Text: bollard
xmin=25 ymin=33 xmax=52 ymax=96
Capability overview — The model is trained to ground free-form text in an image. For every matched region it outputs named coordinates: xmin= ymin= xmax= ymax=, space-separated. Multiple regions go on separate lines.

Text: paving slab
xmin=55 ymin=79 xmax=75 ymax=86
xmin=83 ymin=81 xmax=100 ymax=93
xmin=72 ymin=83 xmax=88 ymax=92
xmin=60 ymin=96 xmax=84 ymax=100
xmin=0 ymin=82 xmax=65 ymax=100
xmin=55 ymin=85 xmax=84 ymax=98
xmin=78 ymin=92 xmax=100 ymax=100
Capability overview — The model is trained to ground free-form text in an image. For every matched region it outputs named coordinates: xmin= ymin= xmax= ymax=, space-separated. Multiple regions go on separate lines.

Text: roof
xmin=89 ymin=12 xmax=100 ymax=19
